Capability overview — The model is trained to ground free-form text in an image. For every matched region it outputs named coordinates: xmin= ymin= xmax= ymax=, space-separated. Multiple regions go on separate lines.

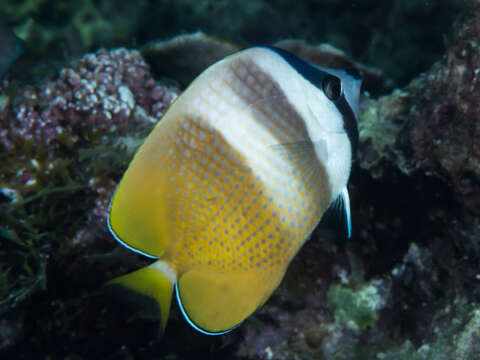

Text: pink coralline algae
xmin=0 ymin=48 xmax=180 ymax=153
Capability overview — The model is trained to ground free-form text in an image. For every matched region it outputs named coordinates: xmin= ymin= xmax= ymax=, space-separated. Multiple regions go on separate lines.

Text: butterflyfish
xmin=107 ymin=46 xmax=362 ymax=335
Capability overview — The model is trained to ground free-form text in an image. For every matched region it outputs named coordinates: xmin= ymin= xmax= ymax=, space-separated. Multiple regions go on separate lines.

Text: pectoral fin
xmin=341 ymin=187 xmax=352 ymax=239
xmin=322 ymin=187 xmax=352 ymax=240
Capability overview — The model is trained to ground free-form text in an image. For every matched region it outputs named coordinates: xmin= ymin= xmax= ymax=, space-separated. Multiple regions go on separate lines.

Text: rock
xmin=142 ymin=32 xmax=240 ymax=86
xmin=456 ymin=308 xmax=480 ymax=360
xmin=142 ymin=32 xmax=390 ymax=95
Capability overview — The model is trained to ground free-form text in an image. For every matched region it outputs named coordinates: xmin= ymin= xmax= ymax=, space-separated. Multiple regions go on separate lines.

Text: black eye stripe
xmin=333 ymin=96 xmax=358 ymax=160
xmin=264 ymin=46 xmax=330 ymax=89
xmin=262 ymin=46 xmax=359 ymax=160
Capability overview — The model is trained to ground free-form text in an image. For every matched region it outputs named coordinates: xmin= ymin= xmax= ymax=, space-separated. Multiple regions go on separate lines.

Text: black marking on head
xmin=263 ymin=46 xmax=359 ymax=160
xmin=263 ymin=46 xmax=330 ymax=90
xmin=334 ymin=96 xmax=358 ymax=159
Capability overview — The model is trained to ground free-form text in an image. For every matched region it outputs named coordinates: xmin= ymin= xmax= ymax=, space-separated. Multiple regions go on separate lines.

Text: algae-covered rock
xmin=0 ymin=49 xmax=179 ymax=356
xmin=142 ymin=33 xmax=389 ymax=95
xmin=142 ymin=32 xmax=240 ymax=86
xmin=327 ymin=280 xmax=387 ymax=331
xmin=456 ymin=308 xmax=480 ymax=360
xmin=358 ymin=12 xmax=480 ymax=202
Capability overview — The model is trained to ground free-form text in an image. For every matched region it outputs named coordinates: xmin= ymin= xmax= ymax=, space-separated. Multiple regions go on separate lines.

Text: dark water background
xmin=4 ymin=0 xmax=465 ymax=86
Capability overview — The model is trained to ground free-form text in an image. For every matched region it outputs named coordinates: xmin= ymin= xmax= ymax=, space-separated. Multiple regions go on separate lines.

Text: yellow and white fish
xmin=107 ymin=46 xmax=362 ymax=335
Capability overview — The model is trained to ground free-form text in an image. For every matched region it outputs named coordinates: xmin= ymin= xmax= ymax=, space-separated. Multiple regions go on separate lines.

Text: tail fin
xmin=106 ymin=260 xmax=176 ymax=332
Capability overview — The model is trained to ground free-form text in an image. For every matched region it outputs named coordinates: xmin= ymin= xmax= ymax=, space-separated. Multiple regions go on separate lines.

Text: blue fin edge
xmin=107 ymin=213 xmax=159 ymax=260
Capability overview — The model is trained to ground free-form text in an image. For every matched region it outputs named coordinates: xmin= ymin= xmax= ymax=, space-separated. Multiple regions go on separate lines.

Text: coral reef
xmin=1 ymin=3 xmax=480 ymax=360
xmin=1 ymin=48 xmax=178 ymax=190
xmin=0 ymin=47 xmax=179 ymax=335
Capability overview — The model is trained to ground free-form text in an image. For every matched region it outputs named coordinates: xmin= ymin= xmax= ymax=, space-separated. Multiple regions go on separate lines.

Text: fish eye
xmin=322 ymin=75 xmax=342 ymax=101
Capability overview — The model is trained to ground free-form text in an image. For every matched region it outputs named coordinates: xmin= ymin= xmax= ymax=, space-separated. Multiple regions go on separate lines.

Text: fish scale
xmin=107 ymin=46 xmax=361 ymax=335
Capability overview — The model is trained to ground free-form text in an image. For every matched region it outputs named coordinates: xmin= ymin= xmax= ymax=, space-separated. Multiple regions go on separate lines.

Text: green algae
xmin=0 ymin=139 xmax=135 ymax=314
xmin=0 ymin=182 xmax=86 ymax=312
xmin=358 ymin=91 xmax=411 ymax=161
xmin=327 ymin=283 xmax=382 ymax=331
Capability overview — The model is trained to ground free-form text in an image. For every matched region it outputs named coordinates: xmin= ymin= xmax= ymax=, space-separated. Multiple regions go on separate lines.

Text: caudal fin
xmin=106 ymin=260 xmax=176 ymax=332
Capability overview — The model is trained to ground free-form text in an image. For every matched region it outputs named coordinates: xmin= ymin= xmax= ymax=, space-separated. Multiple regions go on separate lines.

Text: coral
xmin=2 ymin=47 xmax=178 ymax=152
xmin=0 ymin=47 xmax=179 ymax=193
